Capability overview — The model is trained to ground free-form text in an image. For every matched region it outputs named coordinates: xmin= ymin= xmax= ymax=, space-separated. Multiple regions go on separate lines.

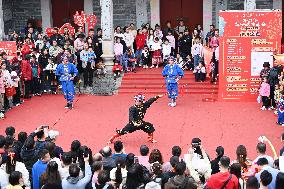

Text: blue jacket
xmin=55 ymin=63 xmax=78 ymax=82
xmin=32 ymin=160 xmax=48 ymax=189
xmin=162 ymin=64 xmax=184 ymax=84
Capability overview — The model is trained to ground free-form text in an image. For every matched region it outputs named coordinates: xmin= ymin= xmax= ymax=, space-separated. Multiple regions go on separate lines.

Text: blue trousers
xmin=61 ymin=80 xmax=75 ymax=103
xmin=278 ymin=109 xmax=284 ymax=124
xmin=167 ymin=83 xmax=178 ymax=99
xmin=194 ymin=55 xmax=200 ymax=67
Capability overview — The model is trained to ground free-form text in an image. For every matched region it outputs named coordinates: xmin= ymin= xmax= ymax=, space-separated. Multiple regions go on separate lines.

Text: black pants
xmin=262 ymin=96 xmax=270 ymax=108
xmin=13 ymin=87 xmax=21 ymax=104
xmin=31 ymin=78 xmax=40 ymax=95
xmin=195 ymin=73 xmax=206 ymax=81
xmin=270 ymin=85 xmax=276 ymax=108
xmin=83 ymin=63 xmax=94 ymax=87
xmin=24 ymin=80 xmax=31 ymax=98
xmin=117 ymin=121 xmax=155 ymax=135
xmin=76 ymin=51 xmax=83 ymax=74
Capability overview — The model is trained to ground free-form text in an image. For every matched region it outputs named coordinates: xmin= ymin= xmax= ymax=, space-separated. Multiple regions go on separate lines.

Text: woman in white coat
xmin=0 ymin=151 xmax=30 ymax=188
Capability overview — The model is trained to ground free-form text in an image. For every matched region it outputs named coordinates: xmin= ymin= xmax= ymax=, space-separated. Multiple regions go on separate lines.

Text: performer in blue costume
xmin=56 ymin=55 xmax=78 ymax=109
xmin=162 ymin=56 xmax=184 ymax=107
xmin=277 ymin=94 xmax=284 ymax=126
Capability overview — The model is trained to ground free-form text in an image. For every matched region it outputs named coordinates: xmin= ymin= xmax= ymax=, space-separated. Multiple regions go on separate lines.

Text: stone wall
xmin=93 ymin=0 xmax=151 ymax=30
xmin=2 ymin=0 xmax=13 ymax=34
xmin=11 ymin=0 xmax=42 ymax=32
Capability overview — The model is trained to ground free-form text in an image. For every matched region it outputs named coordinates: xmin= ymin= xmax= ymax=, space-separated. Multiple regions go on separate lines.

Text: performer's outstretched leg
xmin=107 ymin=123 xmax=137 ymax=144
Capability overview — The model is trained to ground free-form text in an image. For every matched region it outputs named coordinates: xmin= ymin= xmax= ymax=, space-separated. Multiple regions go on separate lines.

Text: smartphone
xmin=134 ymin=156 xmax=139 ymax=164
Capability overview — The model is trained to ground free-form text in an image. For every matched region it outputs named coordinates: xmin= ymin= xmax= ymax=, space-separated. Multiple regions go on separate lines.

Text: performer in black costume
xmin=107 ymin=94 xmax=164 ymax=144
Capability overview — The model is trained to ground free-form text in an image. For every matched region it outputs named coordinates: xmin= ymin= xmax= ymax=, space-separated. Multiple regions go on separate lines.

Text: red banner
xmin=218 ymin=10 xmax=282 ymax=101
xmin=0 ymin=41 xmax=17 ymax=60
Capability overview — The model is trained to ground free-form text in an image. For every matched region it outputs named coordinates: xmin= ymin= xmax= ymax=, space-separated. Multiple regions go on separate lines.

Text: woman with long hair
xmin=149 ymin=149 xmax=163 ymax=165
xmin=40 ymin=161 xmax=62 ymax=189
xmin=276 ymin=172 xmax=284 ymax=189
xmin=110 ymin=158 xmax=127 ymax=189
xmin=230 ymin=163 xmax=245 ymax=189
xmin=0 ymin=151 xmax=30 ymax=188
xmin=232 ymin=145 xmax=252 ymax=174
xmin=123 ymin=164 xmax=145 ymax=189
xmin=210 ymin=146 xmax=224 ymax=174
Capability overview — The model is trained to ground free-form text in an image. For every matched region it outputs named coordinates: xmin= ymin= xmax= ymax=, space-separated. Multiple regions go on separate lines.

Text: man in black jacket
xmin=107 ymin=94 xmax=163 ymax=144
xmin=179 ymin=29 xmax=192 ymax=59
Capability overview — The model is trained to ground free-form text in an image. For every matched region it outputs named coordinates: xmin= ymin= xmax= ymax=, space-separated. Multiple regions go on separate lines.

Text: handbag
xmin=257 ymin=95 xmax=261 ymax=103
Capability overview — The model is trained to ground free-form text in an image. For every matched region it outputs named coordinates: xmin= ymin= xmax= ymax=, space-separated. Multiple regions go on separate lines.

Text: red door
xmin=160 ymin=0 xmax=203 ymax=31
xmin=51 ymin=0 xmax=84 ymax=27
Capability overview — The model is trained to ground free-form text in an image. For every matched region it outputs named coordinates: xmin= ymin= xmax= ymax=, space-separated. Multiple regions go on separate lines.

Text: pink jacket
xmin=114 ymin=43 xmax=123 ymax=56
xmin=166 ymin=35 xmax=175 ymax=49
xmin=259 ymin=83 xmax=270 ymax=97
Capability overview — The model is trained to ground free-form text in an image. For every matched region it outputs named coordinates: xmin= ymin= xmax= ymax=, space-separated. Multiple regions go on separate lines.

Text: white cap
xmin=48 ymin=130 xmax=59 ymax=140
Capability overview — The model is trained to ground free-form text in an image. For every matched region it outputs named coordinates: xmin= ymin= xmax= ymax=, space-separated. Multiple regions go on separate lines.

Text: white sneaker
xmin=171 ymin=102 xmax=176 ymax=107
xmin=268 ymin=107 xmax=272 ymax=111
xmin=168 ymin=102 xmax=173 ymax=106
xmin=0 ymin=112 xmax=4 ymax=119
xmin=260 ymin=106 xmax=266 ymax=110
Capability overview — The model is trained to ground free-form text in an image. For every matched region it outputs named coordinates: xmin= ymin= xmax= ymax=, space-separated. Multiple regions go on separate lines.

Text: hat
xmin=48 ymin=130 xmax=59 ymax=140
xmin=167 ymin=56 xmax=176 ymax=61
xmin=134 ymin=94 xmax=145 ymax=103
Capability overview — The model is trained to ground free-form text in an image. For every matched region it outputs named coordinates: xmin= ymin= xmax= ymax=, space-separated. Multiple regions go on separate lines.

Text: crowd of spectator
xmin=0 ymin=125 xmax=283 ymax=189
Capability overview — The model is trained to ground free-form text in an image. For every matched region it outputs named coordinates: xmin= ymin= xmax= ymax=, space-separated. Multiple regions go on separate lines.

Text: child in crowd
xmin=176 ymin=53 xmax=184 ymax=68
xmin=122 ymin=48 xmax=136 ymax=72
xmin=162 ymin=39 xmax=172 ymax=65
xmin=96 ymin=58 xmax=107 ymax=77
xmin=88 ymin=46 xmax=96 ymax=69
xmin=112 ymin=60 xmax=123 ymax=80
xmin=11 ymin=71 xmax=21 ymax=106
xmin=191 ymin=38 xmax=204 ymax=68
xmin=2 ymin=63 xmax=14 ymax=110
xmin=30 ymin=55 xmax=41 ymax=96
xmin=45 ymin=57 xmax=57 ymax=94
xmin=184 ymin=55 xmax=194 ymax=70
xmin=193 ymin=61 xmax=206 ymax=82
xmin=141 ymin=46 xmax=150 ymax=68
xmin=259 ymin=77 xmax=271 ymax=110
xmin=260 ymin=62 xmax=270 ymax=79
xmin=166 ymin=30 xmax=175 ymax=54
xmin=151 ymin=37 xmax=162 ymax=68
xmin=114 ymin=37 xmax=124 ymax=65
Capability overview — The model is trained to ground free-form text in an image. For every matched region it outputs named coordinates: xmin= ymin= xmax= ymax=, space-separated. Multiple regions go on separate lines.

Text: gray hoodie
xmin=62 ymin=163 xmax=92 ymax=189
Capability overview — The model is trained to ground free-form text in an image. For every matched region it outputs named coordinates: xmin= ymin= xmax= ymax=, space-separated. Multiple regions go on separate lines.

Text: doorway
xmin=51 ymin=0 xmax=84 ymax=27
xmin=160 ymin=0 xmax=203 ymax=31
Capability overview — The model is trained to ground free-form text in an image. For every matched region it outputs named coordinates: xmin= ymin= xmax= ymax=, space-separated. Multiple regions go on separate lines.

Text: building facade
xmin=0 ymin=0 xmax=282 ymax=39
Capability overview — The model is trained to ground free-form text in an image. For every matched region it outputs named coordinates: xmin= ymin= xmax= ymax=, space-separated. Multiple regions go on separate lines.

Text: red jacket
xmin=112 ymin=64 xmax=123 ymax=72
xmin=206 ymin=172 xmax=239 ymax=189
xmin=136 ymin=34 xmax=147 ymax=50
xmin=21 ymin=60 xmax=32 ymax=80
xmin=21 ymin=43 xmax=35 ymax=59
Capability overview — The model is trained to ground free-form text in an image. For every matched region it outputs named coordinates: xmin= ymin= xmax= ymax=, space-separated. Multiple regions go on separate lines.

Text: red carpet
xmin=1 ymin=93 xmax=283 ymax=160
xmin=119 ymin=68 xmax=218 ymax=97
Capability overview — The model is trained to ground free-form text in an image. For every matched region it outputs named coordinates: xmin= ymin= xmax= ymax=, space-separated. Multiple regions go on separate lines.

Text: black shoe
xmin=68 ymin=103 xmax=73 ymax=109
xmin=65 ymin=103 xmax=69 ymax=109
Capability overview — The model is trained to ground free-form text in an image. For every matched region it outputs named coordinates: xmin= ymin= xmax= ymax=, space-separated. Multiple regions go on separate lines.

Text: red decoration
xmin=45 ymin=28 xmax=54 ymax=37
xmin=218 ymin=11 xmax=282 ymax=102
xmin=0 ymin=41 xmax=17 ymax=60
xmin=73 ymin=11 xmax=86 ymax=27
xmin=59 ymin=23 xmax=75 ymax=36
xmin=73 ymin=11 xmax=98 ymax=36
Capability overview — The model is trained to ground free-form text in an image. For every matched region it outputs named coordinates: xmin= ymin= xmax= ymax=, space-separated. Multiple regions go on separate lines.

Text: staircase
xmin=118 ymin=68 xmax=218 ymax=97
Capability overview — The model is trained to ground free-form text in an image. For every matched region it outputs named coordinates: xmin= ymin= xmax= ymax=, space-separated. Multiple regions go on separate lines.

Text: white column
xmin=100 ymin=0 xmax=114 ymax=72
xmin=244 ymin=0 xmax=256 ymax=11
xmin=150 ymin=0 xmax=160 ymax=28
xmin=136 ymin=0 xmax=148 ymax=28
xmin=0 ymin=0 xmax=4 ymax=40
xmin=215 ymin=0 xmax=227 ymax=28
xmin=203 ymin=0 xmax=213 ymax=36
xmin=84 ymin=0 xmax=94 ymax=32
xmin=273 ymin=0 xmax=282 ymax=9
xmin=40 ymin=0 xmax=53 ymax=30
